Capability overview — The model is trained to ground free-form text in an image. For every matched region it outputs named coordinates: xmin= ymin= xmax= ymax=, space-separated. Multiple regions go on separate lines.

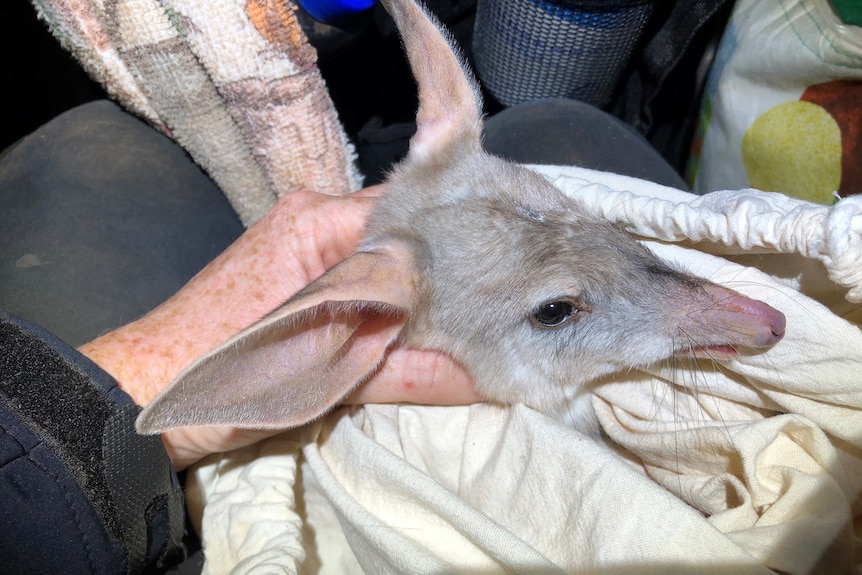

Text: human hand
xmin=79 ymin=186 xmax=479 ymax=470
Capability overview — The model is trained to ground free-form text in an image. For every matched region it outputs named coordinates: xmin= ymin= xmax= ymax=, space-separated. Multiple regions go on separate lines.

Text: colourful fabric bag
xmin=690 ymin=0 xmax=862 ymax=204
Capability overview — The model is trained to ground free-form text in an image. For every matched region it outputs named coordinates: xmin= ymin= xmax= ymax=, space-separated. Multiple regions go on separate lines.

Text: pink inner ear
xmin=410 ymin=115 xmax=481 ymax=163
xmin=259 ymin=302 xmax=408 ymax=424
xmin=137 ymin=248 xmax=418 ymax=433
xmin=380 ymin=0 xmax=483 ymax=164
xmin=136 ymin=301 xmax=408 ymax=432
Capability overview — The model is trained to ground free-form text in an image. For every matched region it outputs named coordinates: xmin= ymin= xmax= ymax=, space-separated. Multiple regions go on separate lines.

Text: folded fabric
xmin=186 ymin=166 xmax=862 ymax=575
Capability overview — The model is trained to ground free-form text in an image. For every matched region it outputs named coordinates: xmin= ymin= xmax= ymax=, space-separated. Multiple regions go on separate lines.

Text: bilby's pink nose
xmin=721 ymin=291 xmax=785 ymax=346
xmin=695 ymin=285 xmax=785 ymax=349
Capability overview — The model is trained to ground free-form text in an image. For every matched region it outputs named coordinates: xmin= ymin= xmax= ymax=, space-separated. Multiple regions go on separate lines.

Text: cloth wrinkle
xmin=184 ymin=166 xmax=862 ymax=574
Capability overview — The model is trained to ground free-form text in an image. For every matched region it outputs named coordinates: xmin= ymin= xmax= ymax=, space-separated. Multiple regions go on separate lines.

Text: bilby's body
xmin=137 ymin=0 xmax=784 ymax=437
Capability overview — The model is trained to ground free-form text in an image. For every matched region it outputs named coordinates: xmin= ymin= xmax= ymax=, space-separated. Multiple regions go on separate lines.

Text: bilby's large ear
xmin=380 ymin=0 xmax=484 ymax=161
xmin=136 ymin=249 xmax=415 ymax=433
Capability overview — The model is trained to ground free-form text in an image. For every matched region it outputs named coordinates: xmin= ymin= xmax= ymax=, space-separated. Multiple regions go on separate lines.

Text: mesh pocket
xmin=473 ymin=0 xmax=653 ymax=107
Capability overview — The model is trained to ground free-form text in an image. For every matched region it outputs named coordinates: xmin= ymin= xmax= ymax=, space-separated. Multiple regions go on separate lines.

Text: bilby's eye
xmin=533 ymin=300 xmax=577 ymax=328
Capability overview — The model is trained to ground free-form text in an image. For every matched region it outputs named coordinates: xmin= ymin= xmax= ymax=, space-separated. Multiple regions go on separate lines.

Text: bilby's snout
xmin=677 ymin=285 xmax=785 ymax=356
xmin=721 ymin=291 xmax=786 ymax=346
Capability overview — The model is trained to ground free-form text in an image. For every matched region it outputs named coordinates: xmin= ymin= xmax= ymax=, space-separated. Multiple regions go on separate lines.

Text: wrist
xmin=78 ymin=323 xmax=179 ymax=406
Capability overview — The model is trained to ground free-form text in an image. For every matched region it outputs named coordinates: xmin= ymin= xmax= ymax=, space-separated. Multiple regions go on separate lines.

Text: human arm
xmin=79 ymin=186 xmax=479 ymax=471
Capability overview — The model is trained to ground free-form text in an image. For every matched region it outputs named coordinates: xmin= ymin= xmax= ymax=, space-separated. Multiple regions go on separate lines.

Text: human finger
xmin=343 ymin=347 xmax=482 ymax=406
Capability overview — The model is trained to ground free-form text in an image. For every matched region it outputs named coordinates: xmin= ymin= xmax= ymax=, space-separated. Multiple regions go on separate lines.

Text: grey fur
xmin=136 ymin=0 xmax=784 ymax=436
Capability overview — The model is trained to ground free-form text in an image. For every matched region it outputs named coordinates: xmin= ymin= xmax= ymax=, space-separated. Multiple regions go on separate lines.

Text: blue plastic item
xmin=299 ymin=0 xmax=376 ymax=23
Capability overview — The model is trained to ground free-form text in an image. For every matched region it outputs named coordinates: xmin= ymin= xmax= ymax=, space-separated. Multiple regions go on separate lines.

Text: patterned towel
xmin=31 ymin=0 xmax=364 ymax=226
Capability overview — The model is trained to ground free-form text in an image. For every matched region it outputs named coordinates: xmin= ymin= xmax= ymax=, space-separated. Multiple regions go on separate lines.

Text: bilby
xmin=136 ymin=0 xmax=785 ymax=437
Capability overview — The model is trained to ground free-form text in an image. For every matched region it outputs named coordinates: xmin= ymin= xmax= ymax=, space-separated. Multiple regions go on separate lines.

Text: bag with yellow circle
xmin=689 ymin=0 xmax=862 ymax=204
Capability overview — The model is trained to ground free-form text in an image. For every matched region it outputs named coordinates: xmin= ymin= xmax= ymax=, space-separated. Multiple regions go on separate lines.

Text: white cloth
xmin=187 ymin=167 xmax=862 ymax=575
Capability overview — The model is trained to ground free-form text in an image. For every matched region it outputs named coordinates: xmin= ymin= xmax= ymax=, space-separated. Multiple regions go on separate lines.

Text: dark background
xmin=0 ymin=0 xmax=733 ymax=181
